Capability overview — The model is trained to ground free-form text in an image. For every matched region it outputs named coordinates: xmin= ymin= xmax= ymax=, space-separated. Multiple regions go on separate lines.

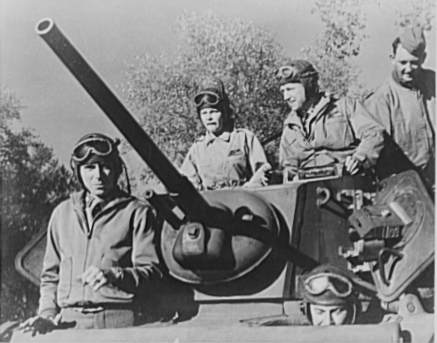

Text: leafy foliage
xmin=122 ymin=12 xmax=286 ymax=194
xmin=301 ymin=0 xmax=368 ymax=98
xmin=1 ymin=87 xmax=78 ymax=323
xmin=392 ymin=0 xmax=435 ymax=30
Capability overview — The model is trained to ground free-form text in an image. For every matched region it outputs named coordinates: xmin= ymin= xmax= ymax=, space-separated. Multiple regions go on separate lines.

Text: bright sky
xmin=1 ymin=0 xmax=435 ymax=167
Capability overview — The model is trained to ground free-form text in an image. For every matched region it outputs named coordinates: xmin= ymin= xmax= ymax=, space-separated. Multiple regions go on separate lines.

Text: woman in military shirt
xmin=180 ymin=77 xmax=271 ymax=190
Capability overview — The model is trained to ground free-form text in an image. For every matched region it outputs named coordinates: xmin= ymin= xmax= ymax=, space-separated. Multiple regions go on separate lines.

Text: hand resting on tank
xmin=244 ymin=163 xmax=272 ymax=188
xmin=344 ymin=156 xmax=362 ymax=175
xmin=18 ymin=314 xmax=61 ymax=335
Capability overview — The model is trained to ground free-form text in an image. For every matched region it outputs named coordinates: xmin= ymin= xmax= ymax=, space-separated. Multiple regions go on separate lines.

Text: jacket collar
xmin=284 ymin=110 xmax=304 ymax=129
xmin=71 ymin=188 xmax=132 ymax=212
xmin=284 ymin=94 xmax=332 ymax=131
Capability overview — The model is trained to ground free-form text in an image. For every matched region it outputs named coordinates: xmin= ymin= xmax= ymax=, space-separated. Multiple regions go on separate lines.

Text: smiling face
xmin=200 ymin=107 xmax=225 ymax=135
xmin=309 ymin=304 xmax=350 ymax=326
xmin=80 ymin=161 xmax=115 ymax=198
xmin=391 ymin=44 xmax=423 ymax=84
xmin=279 ymin=82 xmax=307 ymax=112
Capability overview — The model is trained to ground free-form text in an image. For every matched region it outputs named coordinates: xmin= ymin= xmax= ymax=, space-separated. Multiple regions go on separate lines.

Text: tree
xmin=301 ymin=0 xmax=368 ymax=98
xmin=1 ymin=87 xmax=77 ymax=322
xmin=122 ymin=11 xmax=286 ymax=194
xmin=391 ymin=0 xmax=435 ymax=30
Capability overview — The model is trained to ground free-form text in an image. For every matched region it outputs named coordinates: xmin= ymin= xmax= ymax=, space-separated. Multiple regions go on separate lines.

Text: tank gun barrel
xmin=35 ymin=18 xmax=209 ymax=219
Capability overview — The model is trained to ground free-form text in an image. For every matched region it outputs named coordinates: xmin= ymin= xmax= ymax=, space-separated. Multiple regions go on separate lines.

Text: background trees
xmin=1 ymin=87 xmax=77 ymax=322
xmin=122 ymin=0 xmax=435 ymax=197
xmin=122 ymin=12 xmax=286 ymax=193
xmin=1 ymin=0 xmax=435 ymax=325
xmin=121 ymin=2 xmax=372 ymax=195
xmin=301 ymin=0 xmax=368 ymax=98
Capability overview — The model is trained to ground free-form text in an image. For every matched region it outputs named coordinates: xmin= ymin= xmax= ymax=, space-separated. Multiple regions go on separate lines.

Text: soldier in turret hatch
xmin=301 ymin=264 xmax=361 ymax=326
xmin=180 ymin=76 xmax=272 ymax=190
xmin=20 ymin=133 xmax=163 ymax=333
xmin=275 ymin=60 xmax=384 ymax=180
xmin=364 ymin=26 xmax=435 ymax=188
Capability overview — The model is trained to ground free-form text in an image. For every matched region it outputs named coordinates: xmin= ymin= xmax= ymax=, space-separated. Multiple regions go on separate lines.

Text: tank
xmin=5 ymin=18 xmax=434 ymax=342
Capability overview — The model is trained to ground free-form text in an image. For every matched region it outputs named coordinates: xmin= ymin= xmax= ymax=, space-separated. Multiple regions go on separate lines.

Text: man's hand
xmin=345 ymin=156 xmax=362 ymax=175
xmin=82 ymin=266 xmax=118 ymax=291
xmin=245 ymin=163 xmax=272 ymax=188
xmin=18 ymin=314 xmax=61 ymax=335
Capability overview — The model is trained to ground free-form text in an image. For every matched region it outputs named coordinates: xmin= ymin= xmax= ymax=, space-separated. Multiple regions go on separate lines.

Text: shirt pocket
xmin=393 ymin=117 xmax=426 ymax=158
xmin=318 ymin=116 xmax=354 ymax=149
xmin=226 ymin=148 xmax=249 ymax=181
xmin=58 ymin=257 xmax=73 ymax=301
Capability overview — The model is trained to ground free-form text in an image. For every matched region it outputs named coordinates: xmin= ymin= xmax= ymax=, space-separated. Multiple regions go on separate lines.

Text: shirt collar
xmin=205 ymin=130 xmax=231 ymax=144
xmin=85 ymin=193 xmax=106 ymax=210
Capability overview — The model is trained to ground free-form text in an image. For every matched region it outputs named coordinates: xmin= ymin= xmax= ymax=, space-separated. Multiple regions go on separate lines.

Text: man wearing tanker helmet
xmin=20 ymin=133 xmax=163 ymax=333
xmin=301 ymin=264 xmax=361 ymax=326
xmin=180 ymin=76 xmax=271 ymax=190
xmin=275 ymin=60 xmax=385 ymax=179
xmin=364 ymin=26 xmax=435 ymax=188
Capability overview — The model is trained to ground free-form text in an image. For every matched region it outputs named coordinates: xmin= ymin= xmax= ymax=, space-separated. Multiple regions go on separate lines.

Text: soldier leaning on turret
xmin=20 ymin=133 xmax=163 ymax=333
xmin=364 ymin=26 xmax=435 ymax=188
xmin=180 ymin=76 xmax=272 ymax=190
xmin=275 ymin=60 xmax=385 ymax=180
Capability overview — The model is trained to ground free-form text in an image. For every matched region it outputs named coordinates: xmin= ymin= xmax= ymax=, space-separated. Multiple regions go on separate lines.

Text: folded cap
xmin=399 ymin=26 xmax=426 ymax=57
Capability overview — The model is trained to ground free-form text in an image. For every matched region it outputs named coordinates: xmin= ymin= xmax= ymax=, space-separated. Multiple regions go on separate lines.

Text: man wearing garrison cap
xmin=365 ymin=26 xmax=435 ymax=187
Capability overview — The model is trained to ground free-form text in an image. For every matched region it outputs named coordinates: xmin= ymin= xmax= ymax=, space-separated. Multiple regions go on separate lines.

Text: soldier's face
xmin=80 ymin=161 xmax=115 ymax=198
xmin=200 ymin=108 xmax=224 ymax=135
xmin=280 ymin=82 xmax=306 ymax=111
xmin=391 ymin=45 xmax=423 ymax=84
xmin=309 ymin=304 xmax=349 ymax=326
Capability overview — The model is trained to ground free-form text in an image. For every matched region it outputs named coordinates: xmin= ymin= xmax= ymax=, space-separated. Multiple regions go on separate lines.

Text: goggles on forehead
xmin=193 ymin=92 xmax=220 ymax=107
xmin=275 ymin=65 xmax=318 ymax=82
xmin=72 ymin=137 xmax=117 ymax=163
xmin=304 ymin=272 xmax=353 ymax=298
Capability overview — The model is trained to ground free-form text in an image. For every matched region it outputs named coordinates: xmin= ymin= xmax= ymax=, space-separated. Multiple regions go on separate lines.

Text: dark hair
xmin=392 ymin=37 xmax=402 ymax=55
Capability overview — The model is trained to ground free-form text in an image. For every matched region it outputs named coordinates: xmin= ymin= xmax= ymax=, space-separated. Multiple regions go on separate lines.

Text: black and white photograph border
xmin=1 ymin=0 xmax=435 ymax=342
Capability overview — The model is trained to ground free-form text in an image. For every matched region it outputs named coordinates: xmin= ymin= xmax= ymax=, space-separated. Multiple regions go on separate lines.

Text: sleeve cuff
xmin=38 ymin=308 xmax=58 ymax=318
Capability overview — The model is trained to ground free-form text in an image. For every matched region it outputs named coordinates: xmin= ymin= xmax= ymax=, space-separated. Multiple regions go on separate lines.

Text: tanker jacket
xmin=279 ymin=93 xmax=384 ymax=172
xmin=180 ymin=128 xmax=268 ymax=190
xmin=364 ymin=69 xmax=435 ymax=170
xmin=38 ymin=190 xmax=163 ymax=318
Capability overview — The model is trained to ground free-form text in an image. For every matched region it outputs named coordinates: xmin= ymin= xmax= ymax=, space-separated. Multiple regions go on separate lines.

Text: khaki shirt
xmin=279 ymin=94 xmax=384 ymax=171
xmin=364 ymin=69 xmax=435 ymax=170
xmin=180 ymin=129 xmax=267 ymax=190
